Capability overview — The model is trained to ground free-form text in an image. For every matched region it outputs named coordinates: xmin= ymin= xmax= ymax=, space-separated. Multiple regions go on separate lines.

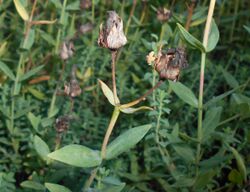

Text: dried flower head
xmin=80 ymin=0 xmax=91 ymax=9
xmin=157 ymin=8 xmax=171 ymax=22
xmin=60 ymin=41 xmax=74 ymax=61
xmin=64 ymin=65 xmax=82 ymax=98
xmin=79 ymin=23 xmax=94 ymax=34
xmin=154 ymin=48 xmax=188 ymax=81
xmin=55 ymin=115 xmax=73 ymax=133
xmin=98 ymin=11 xmax=127 ymax=50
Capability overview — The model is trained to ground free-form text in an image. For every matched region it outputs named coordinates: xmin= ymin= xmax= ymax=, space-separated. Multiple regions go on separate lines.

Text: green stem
xmin=196 ymin=0 xmax=216 ymax=172
xmin=101 ymin=106 xmax=120 ymax=159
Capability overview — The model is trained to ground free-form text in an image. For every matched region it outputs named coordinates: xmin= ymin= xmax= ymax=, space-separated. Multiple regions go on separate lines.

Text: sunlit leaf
xmin=177 ymin=23 xmax=205 ymax=52
xmin=27 ymin=112 xmax=41 ymax=131
xmin=45 ymin=183 xmax=72 ymax=192
xmin=106 ymin=124 xmax=152 ymax=159
xmin=120 ymin=106 xmax=153 ymax=114
xmin=22 ymin=29 xmax=35 ymax=50
xmin=99 ymin=79 xmax=119 ymax=105
xmin=48 ymin=144 xmax=101 ymax=168
xmin=13 ymin=0 xmax=29 ymax=21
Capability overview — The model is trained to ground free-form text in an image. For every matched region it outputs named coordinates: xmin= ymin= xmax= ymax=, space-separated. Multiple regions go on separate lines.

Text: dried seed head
xmin=60 ymin=41 xmax=74 ymax=61
xmin=157 ymin=8 xmax=171 ymax=22
xmin=79 ymin=23 xmax=94 ymax=34
xmin=80 ymin=0 xmax=92 ymax=9
xmin=64 ymin=65 xmax=82 ymax=98
xmin=154 ymin=48 xmax=188 ymax=81
xmin=55 ymin=115 xmax=72 ymax=133
xmin=98 ymin=11 xmax=127 ymax=50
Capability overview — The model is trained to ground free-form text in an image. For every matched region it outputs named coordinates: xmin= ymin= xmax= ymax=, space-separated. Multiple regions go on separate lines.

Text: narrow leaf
xmin=221 ymin=68 xmax=239 ymax=88
xmin=206 ymin=19 xmax=220 ymax=52
xmin=99 ymin=79 xmax=119 ymax=105
xmin=47 ymin=144 xmax=101 ymax=168
xmin=13 ymin=0 xmax=29 ymax=21
xmin=202 ymin=107 xmax=223 ymax=142
xmin=120 ymin=106 xmax=153 ymax=114
xmin=31 ymin=19 xmax=57 ymax=25
xmin=230 ymin=147 xmax=247 ymax=182
xmin=34 ymin=135 xmax=50 ymax=161
xmin=106 ymin=124 xmax=152 ymax=159
xmin=22 ymin=29 xmax=35 ymax=50
xmin=27 ymin=87 xmax=46 ymax=100
xmin=177 ymin=23 xmax=205 ymax=52
xmin=27 ymin=112 xmax=41 ymax=131
xmin=169 ymin=81 xmax=198 ymax=108
xmin=21 ymin=181 xmax=45 ymax=191
xmin=243 ymin=25 xmax=250 ymax=34
xmin=193 ymin=170 xmax=216 ymax=189
xmin=19 ymin=65 xmax=44 ymax=81
xmin=45 ymin=183 xmax=72 ymax=192
xmin=0 ymin=61 xmax=15 ymax=80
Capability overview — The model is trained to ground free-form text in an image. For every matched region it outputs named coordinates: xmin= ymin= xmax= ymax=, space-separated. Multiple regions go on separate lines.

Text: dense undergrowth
xmin=0 ymin=0 xmax=250 ymax=192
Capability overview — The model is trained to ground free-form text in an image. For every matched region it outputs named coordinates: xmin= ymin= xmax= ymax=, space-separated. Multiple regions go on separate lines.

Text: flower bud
xmin=98 ymin=11 xmax=127 ymax=50
xmin=157 ymin=8 xmax=171 ymax=22
xmin=154 ymin=48 xmax=188 ymax=81
xmin=60 ymin=41 xmax=74 ymax=61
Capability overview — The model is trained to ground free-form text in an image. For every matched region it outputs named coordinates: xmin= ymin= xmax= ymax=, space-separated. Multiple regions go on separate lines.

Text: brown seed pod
xmin=154 ymin=48 xmax=188 ymax=81
xmin=157 ymin=8 xmax=171 ymax=22
xmin=98 ymin=11 xmax=127 ymax=50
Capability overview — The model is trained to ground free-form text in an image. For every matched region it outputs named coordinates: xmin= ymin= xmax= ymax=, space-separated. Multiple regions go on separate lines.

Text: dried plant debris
xmin=157 ymin=8 xmax=172 ymax=22
xmin=64 ymin=65 xmax=82 ymax=98
xmin=154 ymin=48 xmax=188 ymax=81
xmin=55 ymin=115 xmax=74 ymax=133
xmin=79 ymin=23 xmax=94 ymax=34
xmin=98 ymin=11 xmax=127 ymax=50
xmin=60 ymin=41 xmax=74 ymax=61
xmin=80 ymin=0 xmax=92 ymax=9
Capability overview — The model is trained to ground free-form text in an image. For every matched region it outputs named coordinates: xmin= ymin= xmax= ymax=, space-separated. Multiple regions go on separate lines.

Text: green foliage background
xmin=0 ymin=0 xmax=249 ymax=191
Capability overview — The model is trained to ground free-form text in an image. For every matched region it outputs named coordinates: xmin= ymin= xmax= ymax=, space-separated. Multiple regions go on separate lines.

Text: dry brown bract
xmin=55 ymin=115 xmax=73 ymax=133
xmin=157 ymin=8 xmax=171 ymax=22
xmin=80 ymin=0 xmax=91 ymax=9
xmin=98 ymin=11 xmax=127 ymax=51
xmin=60 ymin=41 xmax=74 ymax=61
xmin=154 ymin=48 xmax=188 ymax=81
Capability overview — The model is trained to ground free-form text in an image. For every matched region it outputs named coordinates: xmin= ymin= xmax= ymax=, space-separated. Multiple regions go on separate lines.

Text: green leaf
xmin=27 ymin=87 xmax=45 ymax=100
xmin=101 ymin=183 xmax=125 ymax=192
xmin=169 ymin=81 xmax=198 ymax=108
xmin=34 ymin=135 xmax=50 ymax=161
xmin=47 ymin=144 xmax=101 ymax=168
xmin=228 ymin=169 xmax=243 ymax=184
xmin=193 ymin=170 xmax=216 ymax=189
xmin=0 ymin=61 xmax=15 ymax=80
xmin=120 ymin=106 xmax=153 ymax=114
xmin=230 ymin=147 xmax=247 ymax=182
xmin=22 ymin=29 xmax=35 ymax=50
xmin=176 ymin=23 xmax=205 ymax=52
xmin=202 ymin=107 xmax=223 ymax=142
xmin=45 ymin=183 xmax=72 ymax=192
xmin=13 ymin=0 xmax=29 ymax=21
xmin=19 ymin=65 xmax=44 ymax=81
xmin=27 ymin=112 xmax=41 ymax=131
xmin=21 ymin=181 xmax=45 ymax=191
xmin=243 ymin=25 xmax=250 ymax=34
xmin=206 ymin=19 xmax=219 ymax=52
xmin=106 ymin=124 xmax=152 ymax=159
xmin=221 ymin=68 xmax=239 ymax=88
xmin=38 ymin=29 xmax=56 ymax=46
xmin=98 ymin=79 xmax=119 ymax=105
